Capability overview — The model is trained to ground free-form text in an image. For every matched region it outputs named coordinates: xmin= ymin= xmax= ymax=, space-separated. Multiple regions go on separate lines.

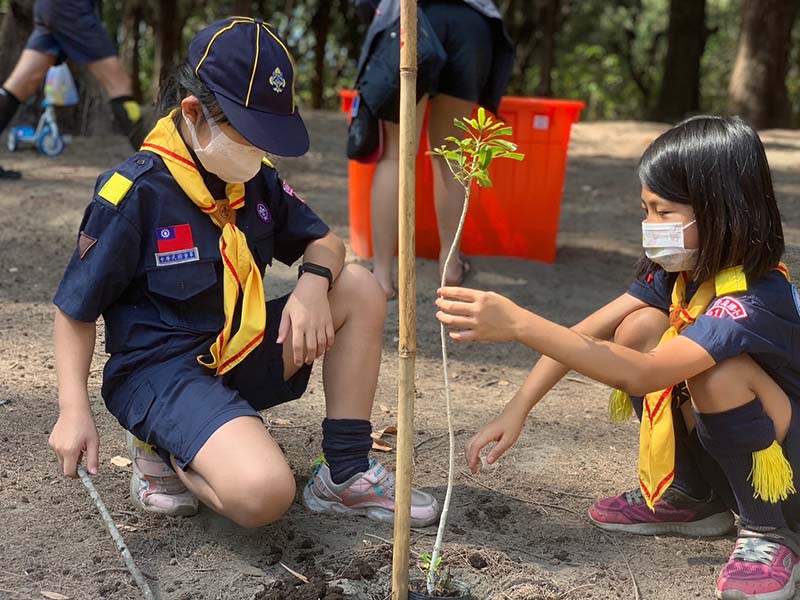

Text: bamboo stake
xmin=392 ymin=0 xmax=418 ymax=598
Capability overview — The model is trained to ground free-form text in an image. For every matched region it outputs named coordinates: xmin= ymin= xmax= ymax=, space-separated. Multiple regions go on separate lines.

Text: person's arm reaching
xmin=50 ymin=309 xmax=99 ymax=478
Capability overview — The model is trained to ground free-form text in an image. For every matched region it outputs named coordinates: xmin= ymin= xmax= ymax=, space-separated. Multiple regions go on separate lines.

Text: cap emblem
xmin=269 ymin=67 xmax=286 ymax=94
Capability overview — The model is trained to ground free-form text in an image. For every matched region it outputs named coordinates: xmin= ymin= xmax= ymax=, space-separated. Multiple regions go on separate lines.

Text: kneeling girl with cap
xmin=49 ymin=17 xmax=439 ymax=529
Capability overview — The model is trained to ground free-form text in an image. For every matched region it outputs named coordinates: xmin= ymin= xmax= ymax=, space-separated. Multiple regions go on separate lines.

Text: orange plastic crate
xmin=340 ymin=90 xmax=584 ymax=263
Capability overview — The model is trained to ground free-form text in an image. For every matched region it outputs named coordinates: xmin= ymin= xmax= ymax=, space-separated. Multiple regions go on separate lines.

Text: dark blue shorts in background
xmin=105 ymin=294 xmax=314 ymax=470
xmin=422 ymin=0 xmax=494 ymax=105
xmin=25 ymin=0 xmax=117 ymax=65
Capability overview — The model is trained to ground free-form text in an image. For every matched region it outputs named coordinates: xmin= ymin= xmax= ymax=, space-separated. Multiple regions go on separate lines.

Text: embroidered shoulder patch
xmin=98 ymin=172 xmax=133 ymax=206
xmin=282 ymin=181 xmax=306 ymax=204
xmin=706 ymin=296 xmax=748 ymax=320
xmin=77 ymin=231 xmax=97 ymax=259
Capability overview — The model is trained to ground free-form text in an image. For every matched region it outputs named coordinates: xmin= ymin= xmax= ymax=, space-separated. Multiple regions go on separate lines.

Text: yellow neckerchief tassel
xmin=141 ymin=111 xmax=266 ymax=375
xmin=633 ymin=264 xmax=791 ymax=510
xmin=609 ymin=389 xmax=635 ymax=423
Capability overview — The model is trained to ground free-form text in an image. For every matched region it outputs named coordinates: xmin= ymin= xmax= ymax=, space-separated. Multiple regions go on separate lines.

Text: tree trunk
xmin=0 ymin=0 xmax=34 ymax=81
xmin=653 ymin=0 xmax=707 ymax=122
xmin=152 ymin=0 xmax=180 ymax=104
xmin=120 ymin=0 xmax=144 ymax=103
xmin=536 ymin=0 xmax=559 ymax=97
xmin=310 ymin=0 xmax=333 ymax=109
xmin=233 ymin=0 xmax=252 ymax=15
xmin=728 ymin=0 xmax=798 ymax=129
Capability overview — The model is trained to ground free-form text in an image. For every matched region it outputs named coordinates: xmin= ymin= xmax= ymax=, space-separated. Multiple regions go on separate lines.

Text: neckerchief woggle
xmin=141 ymin=110 xmax=266 ymax=375
xmin=609 ymin=264 xmax=793 ymax=510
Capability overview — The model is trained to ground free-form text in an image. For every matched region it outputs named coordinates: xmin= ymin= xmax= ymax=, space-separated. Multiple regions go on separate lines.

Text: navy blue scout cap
xmin=188 ymin=17 xmax=309 ymax=157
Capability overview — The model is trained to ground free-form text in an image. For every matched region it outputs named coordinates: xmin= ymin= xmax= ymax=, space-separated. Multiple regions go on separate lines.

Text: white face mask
xmin=184 ymin=107 xmax=265 ymax=183
xmin=642 ymin=219 xmax=698 ymax=272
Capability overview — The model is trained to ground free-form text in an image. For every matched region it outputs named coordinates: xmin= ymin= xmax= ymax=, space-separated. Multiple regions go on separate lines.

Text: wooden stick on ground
xmin=77 ymin=466 xmax=155 ymax=600
xmin=392 ymin=0 xmax=418 ymax=598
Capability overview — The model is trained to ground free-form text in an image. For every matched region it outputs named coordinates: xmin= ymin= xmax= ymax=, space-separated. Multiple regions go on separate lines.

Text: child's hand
xmin=464 ymin=408 xmax=526 ymax=474
xmin=49 ymin=404 xmax=99 ymax=478
xmin=280 ymin=274 xmax=335 ymax=367
xmin=436 ymin=287 xmax=527 ymax=342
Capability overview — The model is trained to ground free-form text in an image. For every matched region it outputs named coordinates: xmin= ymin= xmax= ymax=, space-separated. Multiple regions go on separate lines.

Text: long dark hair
xmin=157 ymin=62 xmax=229 ymax=124
xmin=636 ymin=115 xmax=784 ymax=283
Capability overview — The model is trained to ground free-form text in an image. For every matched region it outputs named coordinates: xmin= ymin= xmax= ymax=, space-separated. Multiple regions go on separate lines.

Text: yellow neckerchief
xmin=141 ymin=111 xmax=265 ymax=375
xmin=618 ymin=264 xmax=792 ymax=510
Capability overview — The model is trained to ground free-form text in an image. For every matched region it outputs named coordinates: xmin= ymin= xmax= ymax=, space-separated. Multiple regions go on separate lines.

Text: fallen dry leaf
xmin=371 ymin=425 xmax=397 ymax=439
xmin=41 ymin=592 xmax=70 ymax=600
xmin=379 ymin=404 xmax=391 ymax=413
xmin=371 ymin=438 xmax=393 ymax=452
xmin=110 ymin=456 xmax=132 ymax=468
xmin=270 ymin=418 xmax=293 ymax=426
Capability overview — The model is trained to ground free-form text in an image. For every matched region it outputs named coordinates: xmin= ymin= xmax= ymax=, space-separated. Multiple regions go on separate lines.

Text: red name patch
xmin=706 ymin=296 xmax=748 ymax=320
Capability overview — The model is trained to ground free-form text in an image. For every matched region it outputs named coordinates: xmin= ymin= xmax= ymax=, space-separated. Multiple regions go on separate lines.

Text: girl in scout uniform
xmin=49 ymin=18 xmax=438 ymax=530
xmin=437 ymin=116 xmax=800 ymax=600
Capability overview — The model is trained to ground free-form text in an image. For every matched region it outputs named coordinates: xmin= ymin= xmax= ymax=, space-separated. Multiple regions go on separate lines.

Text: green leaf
xmin=488 ymin=139 xmax=518 ymax=151
xmin=477 ymin=106 xmax=487 ymax=129
xmin=475 ymin=172 xmax=493 ymax=188
xmin=453 ymin=119 xmax=471 ymax=134
xmin=467 ymin=118 xmax=479 ymax=130
xmin=486 ymin=127 xmax=514 ymax=139
xmin=501 ymin=152 xmax=526 ymax=161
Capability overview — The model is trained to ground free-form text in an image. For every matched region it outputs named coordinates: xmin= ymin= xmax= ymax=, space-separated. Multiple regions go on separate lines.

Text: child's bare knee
xmin=228 ymin=469 xmax=296 ymax=528
xmin=335 ymin=264 xmax=387 ymax=322
xmin=614 ymin=307 xmax=668 ymax=352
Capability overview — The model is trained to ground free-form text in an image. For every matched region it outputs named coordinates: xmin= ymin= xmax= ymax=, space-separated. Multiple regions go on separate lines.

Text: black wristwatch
xmin=298 ymin=262 xmax=333 ymax=291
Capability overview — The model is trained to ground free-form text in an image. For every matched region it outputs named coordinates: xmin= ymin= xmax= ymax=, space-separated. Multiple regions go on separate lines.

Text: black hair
xmin=636 ymin=115 xmax=784 ymax=283
xmin=157 ymin=62 xmax=229 ymax=124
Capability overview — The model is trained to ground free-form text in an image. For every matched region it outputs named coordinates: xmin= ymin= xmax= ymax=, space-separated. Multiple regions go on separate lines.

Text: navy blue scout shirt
xmin=627 ymin=269 xmax=800 ymax=401
xmin=54 ymin=151 xmax=329 ymax=391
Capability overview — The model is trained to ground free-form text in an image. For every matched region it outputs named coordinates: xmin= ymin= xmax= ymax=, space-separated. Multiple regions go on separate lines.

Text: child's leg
xmin=689 ymin=355 xmax=800 ymax=600
xmin=689 ymin=354 xmax=792 ymax=528
xmin=172 ymin=416 xmax=296 ymax=529
xmin=589 ymin=306 xmax=734 ymax=536
xmin=295 ymin=264 xmax=439 ymax=526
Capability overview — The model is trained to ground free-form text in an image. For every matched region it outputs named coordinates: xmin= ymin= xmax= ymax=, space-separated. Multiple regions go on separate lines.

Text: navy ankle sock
xmin=0 ymin=87 xmax=21 ymax=133
xmin=631 ymin=393 xmax=711 ymax=500
xmin=322 ymin=418 xmax=372 ymax=484
xmin=694 ymin=399 xmax=787 ymax=529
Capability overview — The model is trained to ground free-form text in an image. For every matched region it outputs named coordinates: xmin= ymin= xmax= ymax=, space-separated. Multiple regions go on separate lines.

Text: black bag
xmin=346 ymin=94 xmax=382 ymax=162
xmin=347 ymin=10 xmax=446 ymax=161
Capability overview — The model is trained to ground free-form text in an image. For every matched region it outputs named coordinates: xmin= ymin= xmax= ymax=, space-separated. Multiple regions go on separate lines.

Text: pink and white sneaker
xmin=127 ymin=433 xmax=198 ymax=517
xmin=716 ymin=533 xmax=800 ymax=600
xmin=303 ymin=459 xmax=439 ymax=527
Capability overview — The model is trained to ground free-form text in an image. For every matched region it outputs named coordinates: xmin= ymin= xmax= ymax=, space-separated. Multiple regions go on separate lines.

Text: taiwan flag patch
xmin=157 ymin=224 xmax=194 ymax=252
xmin=155 ymin=224 xmax=199 ymax=266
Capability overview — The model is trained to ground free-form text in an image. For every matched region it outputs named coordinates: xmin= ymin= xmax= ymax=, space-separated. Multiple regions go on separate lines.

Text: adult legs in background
xmin=428 ymin=93 xmax=478 ymax=285
xmin=370 ymin=99 xmax=428 ymax=299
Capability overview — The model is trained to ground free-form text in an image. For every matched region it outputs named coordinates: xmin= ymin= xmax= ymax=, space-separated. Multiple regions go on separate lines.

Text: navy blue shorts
xmin=422 ymin=0 xmax=494 ymax=104
xmin=105 ymin=295 xmax=313 ymax=470
xmin=26 ymin=0 xmax=117 ymax=65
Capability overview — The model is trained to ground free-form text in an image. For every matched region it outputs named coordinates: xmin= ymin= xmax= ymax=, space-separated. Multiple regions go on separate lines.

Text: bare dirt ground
xmin=1 ymin=111 xmax=799 ymax=600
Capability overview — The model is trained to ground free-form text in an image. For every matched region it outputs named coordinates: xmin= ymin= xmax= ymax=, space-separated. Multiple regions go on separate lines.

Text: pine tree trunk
xmin=310 ymin=0 xmax=333 ymax=109
xmin=653 ymin=0 xmax=707 ymax=122
xmin=0 ymin=0 xmax=34 ymax=81
xmin=728 ymin=0 xmax=798 ymax=129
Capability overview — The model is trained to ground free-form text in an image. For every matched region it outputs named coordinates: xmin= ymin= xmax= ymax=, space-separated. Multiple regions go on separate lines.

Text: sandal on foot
xmin=444 ymin=255 xmax=472 ymax=287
